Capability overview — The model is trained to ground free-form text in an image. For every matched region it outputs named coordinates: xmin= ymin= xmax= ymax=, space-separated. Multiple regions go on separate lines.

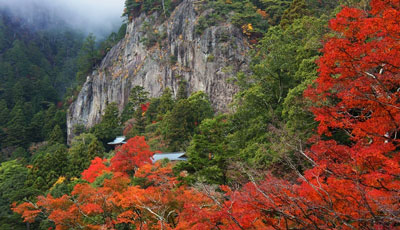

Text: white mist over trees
xmin=0 ymin=0 xmax=125 ymax=37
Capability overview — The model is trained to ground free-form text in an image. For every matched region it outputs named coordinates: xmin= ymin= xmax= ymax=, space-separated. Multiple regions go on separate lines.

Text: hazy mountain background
xmin=0 ymin=0 xmax=127 ymax=168
xmin=0 ymin=0 xmax=125 ymax=38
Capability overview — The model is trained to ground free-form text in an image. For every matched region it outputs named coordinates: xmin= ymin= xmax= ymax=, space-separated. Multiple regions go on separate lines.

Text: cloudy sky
xmin=0 ymin=0 xmax=126 ymax=37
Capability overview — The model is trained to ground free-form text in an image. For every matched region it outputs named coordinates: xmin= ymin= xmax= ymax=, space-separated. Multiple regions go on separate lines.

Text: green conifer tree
xmin=28 ymin=111 xmax=45 ymax=143
xmin=280 ymin=0 xmax=310 ymax=27
xmin=42 ymin=105 xmax=57 ymax=138
xmin=162 ymin=99 xmax=192 ymax=151
xmin=92 ymin=102 xmax=121 ymax=146
xmin=48 ymin=125 xmax=65 ymax=144
xmin=161 ymin=91 xmax=213 ymax=151
xmin=26 ymin=144 xmax=69 ymax=194
xmin=5 ymin=102 xmax=27 ymax=147
xmin=11 ymin=147 xmax=29 ymax=159
xmin=157 ymin=88 xmax=174 ymax=116
xmin=145 ymin=98 xmax=161 ymax=123
xmin=121 ymin=86 xmax=149 ymax=122
xmin=176 ymin=79 xmax=188 ymax=100
xmin=0 ymin=100 xmax=9 ymax=127
xmin=76 ymin=34 xmax=97 ymax=84
xmin=87 ymin=138 xmax=105 ymax=160
xmin=68 ymin=133 xmax=102 ymax=177
xmin=176 ymin=115 xmax=230 ymax=184
xmin=0 ymin=160 xmax=30 ymax=229
xmin=129 ymin=107 xmax=146 ymax=137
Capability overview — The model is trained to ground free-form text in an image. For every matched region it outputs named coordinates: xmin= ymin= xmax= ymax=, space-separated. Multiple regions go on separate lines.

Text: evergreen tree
xmin=145 ymin=97 xmax=161 ymax=123
xmin=11 ymin=82 xmax=25 ymax=104
xmin=157 ymin=88 xmax=174 ymax=116
xmin=11 ymin=147 xmax=29 ymax=160
xmin=162 ymin=99 xmax=192 ymax=151
xmin=87 ymin=138 xmax=105 ymax=161
xmin=48 ymin=125 xmax=65 ymax=144
xmin=260 ymin=0 xmax=292 ymax=25
xmin=0 ymin=100 xmax=9 ymax=127
xmin=176 ymin=79 xmax=188 ymax=100
xmin=5 ymin=40 xmax=30 ymax=78
xmin=27 ymin=111 xmax=45 ymax=143
xmin=177 ymin=115 xmax=231 ymax=184
xmin=76 ymin=34 xmax=98 ymax=84
xmin=0 ymin=160 xmax=30 ymax=229
xmin=128 ymin=107 xmax=147 ymax=137
xmin=121 ymin=86 xmax=149 ymax=122
xmin=92 ymin=102 xmax=121 ymax=146
xmin=0 ymin=129 xmax=5 ymax=153
xmin=280 ymin=0 xmax=311 ymax=27
xmin=42 ymin=105 xmax=57 ymax=138
xmin=128 ymin=85 xmax=149 ymax=106
xmin=228 ymin=15 xmax=329 ymax=168
xmin=69 ymin=133 xmax=102 ymax=177
xmin=5 ymin=102 xmax=27 ymax=147
xmin=26 ymin=144 xmax=69 ymax=194
xmin=187 ymin=91 xmax=214 ymax=125
xmin=161 ymin=91 xmax=213 ymax=151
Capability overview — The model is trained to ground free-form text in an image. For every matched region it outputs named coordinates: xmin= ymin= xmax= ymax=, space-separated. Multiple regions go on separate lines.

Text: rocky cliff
xmin=67 ymin=0 xmax=250 ymax=142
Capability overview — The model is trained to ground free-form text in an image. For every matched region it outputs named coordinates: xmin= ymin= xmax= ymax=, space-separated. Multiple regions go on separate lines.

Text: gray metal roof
xmin=107 ymin=136 xmax=127 ymax=145
xmin=152 ymin=152 xmax=187 ymax=163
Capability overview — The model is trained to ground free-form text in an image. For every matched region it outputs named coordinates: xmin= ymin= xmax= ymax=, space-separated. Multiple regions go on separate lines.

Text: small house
xmin=107 ymin=136 xmax=127 ymax=147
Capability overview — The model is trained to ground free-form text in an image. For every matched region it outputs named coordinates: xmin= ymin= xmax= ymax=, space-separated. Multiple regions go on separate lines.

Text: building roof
xmin=152 ymin=152 xmax=187 ymax=163
xmin=107 ymin=136 xmax=127 ymax=145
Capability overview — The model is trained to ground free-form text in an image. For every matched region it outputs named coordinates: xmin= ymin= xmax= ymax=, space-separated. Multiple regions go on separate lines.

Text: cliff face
xmin=67 ymin=0 xmax=250 ymax=142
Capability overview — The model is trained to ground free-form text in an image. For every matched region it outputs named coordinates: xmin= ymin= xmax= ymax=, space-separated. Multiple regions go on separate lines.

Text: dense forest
xmin=0 ymin=8 xmax=127 ymax=228
xmin=1 ymin=0 xmax=399 ymax=229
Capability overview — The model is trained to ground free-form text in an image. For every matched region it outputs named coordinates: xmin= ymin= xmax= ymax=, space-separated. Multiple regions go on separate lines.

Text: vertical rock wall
xmin=67 ymin=0 xmax=250 ymax=142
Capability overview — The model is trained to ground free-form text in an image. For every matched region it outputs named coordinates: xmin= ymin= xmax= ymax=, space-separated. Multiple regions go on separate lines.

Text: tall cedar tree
xmin=92 ymin=102 xmax=121 ymax=146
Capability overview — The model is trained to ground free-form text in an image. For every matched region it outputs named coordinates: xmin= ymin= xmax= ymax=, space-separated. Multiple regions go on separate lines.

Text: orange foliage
xmin=81 ymin=157 xmax=109 ymax=183
xmin=14 ymin=161 xmax=214 ymax=229
xmin=12 ymin=0 xmax=400 ymax=228
xmin=256 ymin=9 xmax=267 ymax=19
xmin=11 ymin=202 xmax=41 ymax=223
xmin=110 ymin=136 xmax=154 ymax=174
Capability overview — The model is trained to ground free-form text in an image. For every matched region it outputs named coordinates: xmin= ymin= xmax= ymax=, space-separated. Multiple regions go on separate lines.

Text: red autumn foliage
xmin=141 ymin=102 xmax=150 ymax=113
xmin=14 ymin=160 xmax=214 ymax=229
xmin=180 ymin=0 xmax=400 ymax=228
xmin=203 ymin=0 xmax=400 ymax=228
xmin=11 ymin=202 xmax=41 ymax=224
xmin=12 ymin=0 xmax=400 ymax=229
xmin=110 ymin=136 xmax=154 ymax=174
xmin=81 ymin=157 xmax=110 ymax=183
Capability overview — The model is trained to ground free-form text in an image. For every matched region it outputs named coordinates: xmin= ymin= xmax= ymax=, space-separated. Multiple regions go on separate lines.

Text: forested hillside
xmin=0 ymin=9 xmax=128 ymax=159
xmin=0 ymin=11 xmax=83 ymax=160
xmin=2 ymin=0 xmax=400 ymax=229
xmin=0 ymin=8 xmax=126 ymax=229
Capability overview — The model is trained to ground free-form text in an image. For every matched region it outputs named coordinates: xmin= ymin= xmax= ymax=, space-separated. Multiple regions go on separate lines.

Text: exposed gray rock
xmin=67 ymin=0 xmax=250 ymax=142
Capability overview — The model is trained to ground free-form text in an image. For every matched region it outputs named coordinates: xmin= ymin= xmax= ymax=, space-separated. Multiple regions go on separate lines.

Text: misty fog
xmin=0 ymin=0 xmax=126 ymax=38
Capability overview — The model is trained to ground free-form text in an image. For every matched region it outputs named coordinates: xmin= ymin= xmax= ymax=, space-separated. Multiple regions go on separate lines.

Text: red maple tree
xmin=81 ymin=157 xmax=110 ymax=183
xmin=110 ymin=136 xmax=154 ymax=174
